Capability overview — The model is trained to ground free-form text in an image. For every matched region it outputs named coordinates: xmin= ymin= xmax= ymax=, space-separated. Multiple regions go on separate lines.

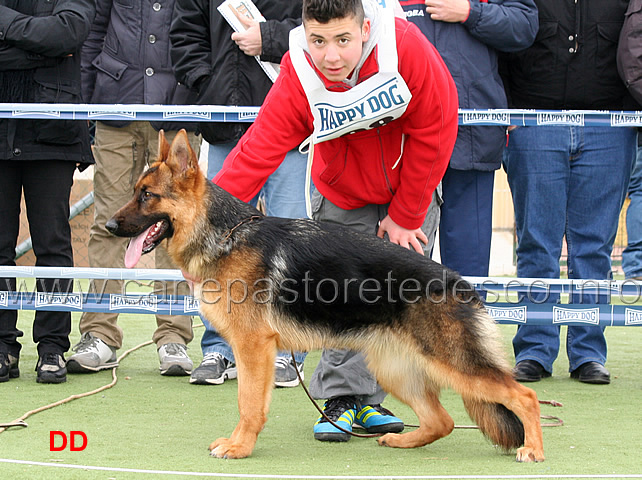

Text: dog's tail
xmin=462 ymin=398 xmax=524 ymax=451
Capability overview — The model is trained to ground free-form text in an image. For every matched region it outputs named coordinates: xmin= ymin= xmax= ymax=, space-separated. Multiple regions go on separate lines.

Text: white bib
xmin=289 ymin=1 xmax=412 ymax=144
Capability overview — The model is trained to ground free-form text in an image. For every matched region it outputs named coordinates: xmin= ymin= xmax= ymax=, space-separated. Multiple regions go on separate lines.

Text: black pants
xmin=0 ymin=160 xmax=75 ymax=357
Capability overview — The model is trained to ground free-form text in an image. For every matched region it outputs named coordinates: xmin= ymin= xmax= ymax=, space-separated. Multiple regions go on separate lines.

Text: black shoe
xmin=570 ymin=362 xmax=610 ymax=385
xmin=36 ymin=353 xmax=67 ymax=384
xmin=513 ymin=360 xmax=551 ymax=382
xmin=0 ymin=352 xmax=20 ymax=382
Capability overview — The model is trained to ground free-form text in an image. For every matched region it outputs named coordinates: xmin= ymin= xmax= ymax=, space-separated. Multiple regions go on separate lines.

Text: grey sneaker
xmin=36 ymin=353 xmax=67 ymax=384
xmin=189 ymin=352 xmax=237 ymax=385
xmin=158 ymin=343 xmax=193 ymax=376
xmin=274 ymin=355 xmax=304 ymax=388
xmin=67 ymin=332 xmax=118 ymax=373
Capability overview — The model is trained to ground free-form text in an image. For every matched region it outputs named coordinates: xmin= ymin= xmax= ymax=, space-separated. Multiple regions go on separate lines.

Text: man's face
xmin=305 ymin=15 xmax=371 ymax=82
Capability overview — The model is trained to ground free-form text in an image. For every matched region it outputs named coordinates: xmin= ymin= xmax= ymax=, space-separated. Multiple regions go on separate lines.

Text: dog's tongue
xmin=124 ymin=225 xmax=153 ymax=268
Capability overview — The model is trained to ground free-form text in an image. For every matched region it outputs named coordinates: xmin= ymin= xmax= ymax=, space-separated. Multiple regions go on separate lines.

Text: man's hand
xmin=377 ymin=215 xmax=428 ymax=255
xmin=424 ymin=0 xmax=470 ymax=23
xmin=230 ymin=12 xmax=263 ymax=57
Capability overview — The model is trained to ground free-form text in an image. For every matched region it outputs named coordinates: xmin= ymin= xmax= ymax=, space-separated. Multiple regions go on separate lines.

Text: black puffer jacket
xmin=500 ymin=0 xmax=634 ymax=110
xmin=170 ymin=0 xmax=302 ymax=145
xmin=81 ymin=0 xmax=197 ymax=131
xmin=0 ymin=0 xmax=95 ymax=169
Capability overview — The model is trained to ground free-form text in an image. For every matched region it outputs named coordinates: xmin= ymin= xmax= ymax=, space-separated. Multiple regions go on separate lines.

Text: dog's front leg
xmin=209 ymin=330 xmax=277 ymax=459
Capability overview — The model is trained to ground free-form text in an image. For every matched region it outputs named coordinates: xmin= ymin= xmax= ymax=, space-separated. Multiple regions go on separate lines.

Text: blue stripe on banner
xmin=2 ymin=104 xmax=642 ymax=126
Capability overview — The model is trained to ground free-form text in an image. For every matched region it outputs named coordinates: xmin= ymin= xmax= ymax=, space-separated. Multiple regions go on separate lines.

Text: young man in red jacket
xmin=214 ymin=0 xmax=458 ymax=441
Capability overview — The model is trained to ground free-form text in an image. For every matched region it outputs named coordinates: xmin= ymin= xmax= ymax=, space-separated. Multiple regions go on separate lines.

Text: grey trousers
xmin=308 ymin=188 xmax=441 ymax=403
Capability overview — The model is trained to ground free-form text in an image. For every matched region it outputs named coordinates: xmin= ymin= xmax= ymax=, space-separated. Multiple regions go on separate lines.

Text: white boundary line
xmin=1 ymin=459 xmax=642 ymax=479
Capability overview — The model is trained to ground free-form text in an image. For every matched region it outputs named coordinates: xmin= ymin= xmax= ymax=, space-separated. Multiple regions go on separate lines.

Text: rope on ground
xmin=0 ymin=340 xmax=153 ymax=434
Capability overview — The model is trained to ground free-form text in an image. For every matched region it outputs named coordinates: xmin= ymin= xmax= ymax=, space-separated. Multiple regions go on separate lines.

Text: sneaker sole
xmin=160 ymin=364 xmax=192 ymax=376
xmin=67 ymin=359 xmax=118 ymax=373
xmin=37 ymin=373 xmax=67 ymax=384
xmin=274 ymin=377 xmax=301 ymax=388
xmin=360 ymin=422 xmax=405 ymax=434
xmin=314 ymin=431 xmax=351 ymax=442
xmin=189 ymin=369 xmax=237 ymax=385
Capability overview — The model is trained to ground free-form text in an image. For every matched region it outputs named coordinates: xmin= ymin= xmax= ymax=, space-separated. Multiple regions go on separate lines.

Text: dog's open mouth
xmin=124 ymin=220 xmax=170 ymax=268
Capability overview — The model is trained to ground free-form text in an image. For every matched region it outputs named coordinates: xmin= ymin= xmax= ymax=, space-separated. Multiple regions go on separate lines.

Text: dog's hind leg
xmin=378 ymin=388 xmax=455 ymax=449
xmin=470 ymin=378 xmax=544 ymax=463
xmin=364 ymin=349 xmax=454 ymax=449
xmin=209 ymin=328 xmax=277 ymax=459
xmin=450 ymin=368 xmax=545 ymax=463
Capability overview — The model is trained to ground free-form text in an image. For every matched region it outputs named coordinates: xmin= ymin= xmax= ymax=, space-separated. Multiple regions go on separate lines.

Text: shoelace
xmin=201 ymin=352 xmax=225 ymax=366
xmin=162 ymin=343 xmax=187 ymax=357
xmin=72 ymin=332 xmax=100 ymax=353
xmin=39 ymin=352 xmax=61 ymax=366
xmin=319 ymin=396 xmax=356 ymax=423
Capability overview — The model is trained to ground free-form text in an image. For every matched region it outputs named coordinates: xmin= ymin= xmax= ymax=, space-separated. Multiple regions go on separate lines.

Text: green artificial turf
xmin=1 ymin=309 xmax=642 ymax=479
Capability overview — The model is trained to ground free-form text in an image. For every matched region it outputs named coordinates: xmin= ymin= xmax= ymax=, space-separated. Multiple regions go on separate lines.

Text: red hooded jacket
xmin=214 ymin=17 xmax=458 ymax=230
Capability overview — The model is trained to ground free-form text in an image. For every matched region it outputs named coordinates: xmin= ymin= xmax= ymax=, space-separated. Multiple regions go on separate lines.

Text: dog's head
xmin=105 ymin=129 xmax=203 ymax=268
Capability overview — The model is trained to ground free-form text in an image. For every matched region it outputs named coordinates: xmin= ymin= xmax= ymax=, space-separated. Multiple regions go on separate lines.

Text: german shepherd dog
xmin=106 ymin=130 xmax=545 ymax=462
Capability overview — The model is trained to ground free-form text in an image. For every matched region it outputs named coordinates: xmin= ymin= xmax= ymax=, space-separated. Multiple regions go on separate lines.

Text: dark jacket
xmin=500 ymin=0 xmax=634 ymax=110
xmin=0 ymin=0 xmax=95 ymax=168
xmin=402 ymin=0 xmax=538 ymax=171
xmin=81 ymin=0 xmax=196 ymax=131
xmin=170 ymin=0 xmax=302 ymax=145
xmin=617 ymin=0 xmax=642 ymax=106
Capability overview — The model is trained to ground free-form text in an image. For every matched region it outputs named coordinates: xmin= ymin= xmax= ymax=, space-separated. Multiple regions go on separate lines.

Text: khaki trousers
xmin=79 ymin=121 xmax=201 ymax=349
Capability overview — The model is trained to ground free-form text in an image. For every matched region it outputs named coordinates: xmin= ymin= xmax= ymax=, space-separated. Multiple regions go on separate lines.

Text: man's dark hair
xmin=303 ymin=0 xmax=365 ymax=25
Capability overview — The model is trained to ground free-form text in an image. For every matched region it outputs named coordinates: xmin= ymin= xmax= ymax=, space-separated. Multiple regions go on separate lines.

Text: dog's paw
xmin=377 ymin=433 xmax=402 ymax=448
xmin=209 ymin=438 xmax=252 ymax=459
xmin=516 ymin=446 xmax=545 ymax=463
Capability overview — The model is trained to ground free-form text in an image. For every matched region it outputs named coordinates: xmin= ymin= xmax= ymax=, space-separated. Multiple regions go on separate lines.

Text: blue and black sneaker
xmin=355 ymin=404 xmax=404 ymax=434
xmin=313 ymin=396 xmax=357 ymax=442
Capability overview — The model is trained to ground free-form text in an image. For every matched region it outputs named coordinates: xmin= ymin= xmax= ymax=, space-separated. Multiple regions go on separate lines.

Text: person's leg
xmin=309 ymin=192 xmax=431 ymax=439
xmin=503 ymin=126 xmax=569 ymax=375
xmin=622 ymin=143 xmax=642 ymax=279
xmin=22 ymin=160 xmax=75 ymax=383
xmin=439 ymin=168 xmax=494 ymax=277
xmin=23 ymin=160 xmax=75 ymax=356
xmin=564 ymin=126 xmax=636 ymax=377
xmin=145 ymin=126 xmax=201 ymax=374
xmin=0 ymin=163 xmax=24 ymax=362
xmin=77 ymin=122 xmax=146 ymax=350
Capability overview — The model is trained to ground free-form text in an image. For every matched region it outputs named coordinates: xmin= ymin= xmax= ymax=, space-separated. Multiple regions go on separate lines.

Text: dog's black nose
xmin=105 ymin=218 xmax=119 ymax=234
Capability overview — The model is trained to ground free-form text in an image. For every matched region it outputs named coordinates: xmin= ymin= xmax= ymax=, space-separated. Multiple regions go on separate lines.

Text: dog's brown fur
xmin=107 ymin=130 xmax=545 ymax=462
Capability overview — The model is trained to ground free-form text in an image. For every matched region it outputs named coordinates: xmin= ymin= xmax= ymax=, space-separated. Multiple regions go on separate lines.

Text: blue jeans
xmin=503 ymin=126 xmax=636 ymax=373
xmin=439 ymin=168 xmax=495 ymax=277
xmin=622 ymin=143 xmax=642 ymax=279
xmin=200 ymin=141 xmax=309 ymax=364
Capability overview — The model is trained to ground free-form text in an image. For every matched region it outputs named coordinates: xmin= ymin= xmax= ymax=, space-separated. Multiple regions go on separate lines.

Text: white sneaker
xmin=67 ymin=332 xmax=118 ymax=373
xmin=158 ymin=343 xmax=193 ymax=376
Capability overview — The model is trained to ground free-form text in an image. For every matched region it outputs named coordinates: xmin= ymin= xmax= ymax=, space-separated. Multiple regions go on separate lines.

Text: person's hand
xmin=377 ymin=215 xmax=428 ymax=255
xmin=230 ymin=12 xmax=263 ymax=56
xmin=424 ymin=0 xmax=470 ymax=23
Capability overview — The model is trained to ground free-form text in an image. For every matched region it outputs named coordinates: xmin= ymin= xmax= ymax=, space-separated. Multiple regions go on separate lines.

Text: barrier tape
xmin=2 ymin=267 xmax=642 ymax=326
xmin=0 ymin=292 xmax=641 ymax=326
xmin=2 ymin=103 xmax=642 ymax=126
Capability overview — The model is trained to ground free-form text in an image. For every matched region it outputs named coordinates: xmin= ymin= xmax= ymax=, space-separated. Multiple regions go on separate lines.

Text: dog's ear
xmin=158 ymin=129 xmax=170 ymax=161
xmin=167 ymin=129 xmax=197 ymax=175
